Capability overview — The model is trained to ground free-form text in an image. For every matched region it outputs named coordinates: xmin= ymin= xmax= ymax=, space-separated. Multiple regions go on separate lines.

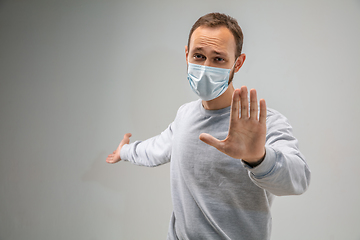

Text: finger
xmin=199 ymin=133 xmax=224 ymax=152
xmin=259 ymin=99 xmax=267 ymax=124
xmin=124 ymin=133 xmax=132 ymax=140
xmin=121 ymin=133 xmax=132 ymax=145
xmin=249 ymin=89 xmax=258 ymax=120
xmin=230 ymin=89 xmax=240 ymax=122
xmin=240 ymin=86 xmax=249 ymax=118
xmin=107 ymin=159 xmax=115 ymax=164
xmin=106 ymin=154 xmax=113 ymax=163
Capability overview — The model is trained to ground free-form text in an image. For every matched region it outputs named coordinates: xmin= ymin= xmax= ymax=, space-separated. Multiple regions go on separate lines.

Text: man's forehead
xmin=189 ymin=26 xmax=236 ymax=54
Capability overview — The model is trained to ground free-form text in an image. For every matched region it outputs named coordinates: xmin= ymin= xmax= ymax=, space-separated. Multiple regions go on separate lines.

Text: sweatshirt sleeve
xmin=119 ymin=122 xmax=174 ymax=167
xmin=242 ymin=108 xmax=311 ymax=196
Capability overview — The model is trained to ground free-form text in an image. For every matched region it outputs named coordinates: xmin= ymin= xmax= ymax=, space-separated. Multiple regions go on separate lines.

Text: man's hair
xmin=188 ymin=13 xmax=244 ymax=58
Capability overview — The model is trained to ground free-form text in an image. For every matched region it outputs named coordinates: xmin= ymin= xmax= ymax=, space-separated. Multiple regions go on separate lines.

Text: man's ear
xmin=185 ymin=45 xmax=189 ymax=64
xmin=234 ymin=53 xmax=246 ymax=73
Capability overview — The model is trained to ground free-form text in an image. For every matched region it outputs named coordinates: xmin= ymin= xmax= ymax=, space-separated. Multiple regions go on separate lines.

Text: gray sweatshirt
xmin=120 ymin=99 xmax=311 ymax=240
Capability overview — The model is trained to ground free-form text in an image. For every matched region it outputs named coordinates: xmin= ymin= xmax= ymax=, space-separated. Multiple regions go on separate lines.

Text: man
xmin=106 ymin=13 xmax=310 ymax=240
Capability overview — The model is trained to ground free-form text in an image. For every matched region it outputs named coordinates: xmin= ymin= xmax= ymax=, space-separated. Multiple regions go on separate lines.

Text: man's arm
xmin=244 ymin=111 xmax=311 ymax=196
xmin=106 ymin=121 xmax=175 ymax=167
xmin=200 ymin=86 xmax=310 ymax=195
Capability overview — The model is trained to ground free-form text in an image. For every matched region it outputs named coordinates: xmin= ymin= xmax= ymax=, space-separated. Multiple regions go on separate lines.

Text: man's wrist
xmin=243 ymin=151 xmax=266 ymax=168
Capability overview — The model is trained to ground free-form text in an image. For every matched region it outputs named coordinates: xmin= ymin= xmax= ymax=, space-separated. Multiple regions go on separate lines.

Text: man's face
xmin=186 ymin=26 xmax=238 ymax=69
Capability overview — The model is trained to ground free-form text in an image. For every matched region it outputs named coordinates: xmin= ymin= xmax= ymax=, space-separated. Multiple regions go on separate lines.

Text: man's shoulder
xmin=266 ymin=107 xmax=292 ymax=129
xmin=266 ymin=107 xmax=281 ymax=118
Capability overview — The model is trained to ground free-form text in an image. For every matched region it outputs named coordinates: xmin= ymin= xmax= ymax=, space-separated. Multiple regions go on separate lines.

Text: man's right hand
xmin=106 ymin=133 xmax=132 ymax=164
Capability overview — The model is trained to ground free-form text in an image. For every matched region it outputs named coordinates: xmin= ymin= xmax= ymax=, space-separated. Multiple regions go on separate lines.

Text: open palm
xmin=200 ymin=86 xmax=267 ymax=165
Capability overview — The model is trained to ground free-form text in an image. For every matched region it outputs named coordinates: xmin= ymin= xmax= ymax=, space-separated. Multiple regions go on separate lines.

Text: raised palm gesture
xmin=200 ymin=86 xmax=267 ymax=166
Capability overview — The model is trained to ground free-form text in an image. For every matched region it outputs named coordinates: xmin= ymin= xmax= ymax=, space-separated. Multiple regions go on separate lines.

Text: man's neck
xmin=202 ymin=84 xmax=235 ymax=110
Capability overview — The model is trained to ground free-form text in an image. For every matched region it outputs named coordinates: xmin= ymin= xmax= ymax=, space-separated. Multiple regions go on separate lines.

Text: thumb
xmin=199 ymin=133 xmax=223 ymax=150
xmin=122 ymin=133 xmax=132 ymax=143
xmin=119 ymin=133 xmax=132 ymax=148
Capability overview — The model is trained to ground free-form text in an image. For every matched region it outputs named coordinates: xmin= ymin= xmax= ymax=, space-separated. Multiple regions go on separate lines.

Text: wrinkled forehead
xmin=189 ymin=26 xmax=236 ymax=55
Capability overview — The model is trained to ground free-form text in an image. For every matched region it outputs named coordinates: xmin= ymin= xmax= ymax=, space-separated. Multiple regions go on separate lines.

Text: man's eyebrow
xmin=193 ymin=47 xmax=227 ymax=56
xmin=212 ymin=50 xmax=227 ymax=56
xmin=193 ymin=47 xmax=204 ymax=52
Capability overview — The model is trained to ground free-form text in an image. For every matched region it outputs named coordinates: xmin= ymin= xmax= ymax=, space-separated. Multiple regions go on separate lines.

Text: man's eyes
xmin=193 ymin=54 xmax=225 ymax=62
xmin=194 ymin=54 xmax=205 ymax=59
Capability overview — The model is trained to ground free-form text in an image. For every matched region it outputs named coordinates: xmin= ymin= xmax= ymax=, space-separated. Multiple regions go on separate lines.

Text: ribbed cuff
xmin=242 ymin=146 xmax=277 ymax=179
xmin=120 ymin=144 xmax=130 ymax=161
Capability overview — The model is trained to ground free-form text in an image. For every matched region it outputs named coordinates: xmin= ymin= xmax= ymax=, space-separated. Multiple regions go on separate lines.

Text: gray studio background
xmin=1 ymin=0 xmax=359 ymax=239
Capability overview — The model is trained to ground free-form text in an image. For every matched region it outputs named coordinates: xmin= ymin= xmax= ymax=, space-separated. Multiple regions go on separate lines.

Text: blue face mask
xmin=187 ymin=60 xmax=237 ymax=101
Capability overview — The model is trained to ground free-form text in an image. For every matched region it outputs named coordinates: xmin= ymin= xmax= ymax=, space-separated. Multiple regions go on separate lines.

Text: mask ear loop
xmin=228 ymin=57 xmax=239 ymax=85
xmin=232 ymin=57 xmax=239 ymax=70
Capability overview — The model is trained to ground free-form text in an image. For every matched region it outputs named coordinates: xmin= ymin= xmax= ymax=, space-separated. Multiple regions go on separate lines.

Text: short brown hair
xmin=187 ymin=13 xmax=244 ymax=58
